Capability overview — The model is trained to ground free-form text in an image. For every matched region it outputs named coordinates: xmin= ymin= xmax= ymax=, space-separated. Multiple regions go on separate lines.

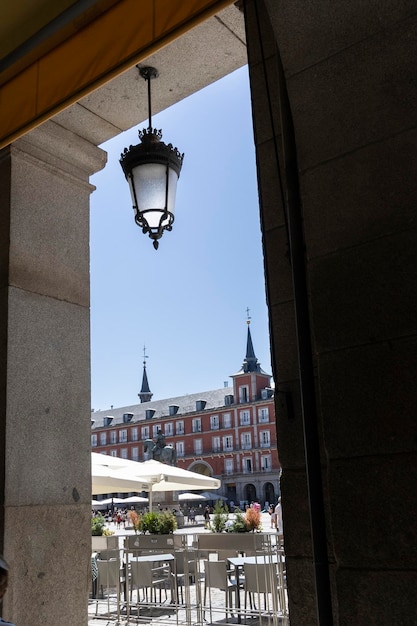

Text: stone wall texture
xmin=245 ymin=1 xmax=417 ymax=624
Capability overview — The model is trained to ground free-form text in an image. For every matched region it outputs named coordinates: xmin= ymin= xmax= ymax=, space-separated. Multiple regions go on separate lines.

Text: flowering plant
xmin=128 ymin=510 xmax=141 ymax=534
xmin=227 ymin=506 xmax=262 ymax=533
xmin=244 ymin=507 xmax=262 ymax=532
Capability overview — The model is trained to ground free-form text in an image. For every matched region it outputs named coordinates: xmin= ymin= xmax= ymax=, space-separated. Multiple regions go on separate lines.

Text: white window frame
xmin=241 ymin=432 xmax=252 ymax=450
xmin=131 ymin=447 xmax=139 ymax=461
xmin=119 ymin=429 xmax=128 ymax=443
xmin=258 ymin=407 xmax=269 ymax=423
xmin=210 ymin=414 xmax=219 ymax=430
xmin=223 ymin=435 xmax=233 ymax=452
xmin=192 ymin=418 xmax=202 ymax=433
xmin=240 ymin=410 xmax=251 ymax=426
xmin=153 ymin=425 xmax=160 ymax=437
xmin=260 ymin=430 xmax=271 ymax=447
xmin=131 ymin=427 xmax=138 ymax=441
xmin=91 ymin=434 xmax=97 ymax=447
xmin=212 ymin=436 xmax=221 ymax=453
xmin=165 ymin=422 xmax=173 ymax=436
xmin=261 ymin=454 xmax=271 ymax=471
xmin=243 ymin=457 xmax=253 ymax=473
xmin=120 ymin=448 xmax=128 ymax=459
xmin=176 ymin=441 xmax=185 ymax=457
xmin=239 ymin=385 xmax=249 ymax=403
xmin=194 ymin=438 xmax=203 ymax=455
xmin=110 ymin=430 xmax=117 ymax=444
xmin=225 ymin=458 xmax=234 ymax=475
xmin=100 ymin=432 xmax=107 ymax=446
xmin=141 ymin=425 xmax=150 ymax=440
xmin=176 ymin=420 xmax=184 ymax=435
xmin=223 ymin=413 xmax=232 ymax=428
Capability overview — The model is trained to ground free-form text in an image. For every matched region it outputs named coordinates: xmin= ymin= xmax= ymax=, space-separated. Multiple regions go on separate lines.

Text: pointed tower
xmin=231 ymin=312 xmax=271 ymax=403
xmin=138 ymin=346 xmax=153 ymax=403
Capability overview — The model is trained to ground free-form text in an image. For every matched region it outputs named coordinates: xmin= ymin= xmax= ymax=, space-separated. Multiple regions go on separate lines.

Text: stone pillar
xmin=244 ymin=2 xmax=318 ymax=622
xmin=246 ymin=1 xmax=417 ymax=624
xmin=0 ymin=121 xmax=106 ymax=626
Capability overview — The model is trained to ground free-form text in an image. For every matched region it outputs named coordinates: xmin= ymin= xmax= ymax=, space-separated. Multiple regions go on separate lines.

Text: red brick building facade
xmin=91 ymin=325 xmax=281 ymax=507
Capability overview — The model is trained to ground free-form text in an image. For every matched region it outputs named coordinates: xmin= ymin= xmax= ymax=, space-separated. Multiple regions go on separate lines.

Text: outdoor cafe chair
xmin=94 ymin=555 xmax=126 ymax=620
xmin=203 ymin=559 xmax=239 ymax=623
xmin=243 ymin=561 xmax=280 ymax=615
xmin=173 ymin=549 xmax=196 ymax=604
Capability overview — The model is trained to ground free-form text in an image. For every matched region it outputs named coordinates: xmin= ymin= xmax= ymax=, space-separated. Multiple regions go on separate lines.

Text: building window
xmin=261 ymin=455 xmax=271 ymax=471
xmin=239 ymin=385 xmax=249 ymax=403
xmin=165 ymin=422 xmax=173 ymax=436
xmin=194 ymin=439 xmax=203 ymax=455
xmin=240 ymin=410 xmax=250 ymax=426
xmin=243 ymin=457 xmax=252 ymax=473
xmin=176 ymin=441 xmax=185 ymax=457
xmin=223 ymin=435 xmax=233 ymax=452
xmin=91 ymin=434 xmax=97 ymax=447
xmin=119 ymin=429 xmax=128 ymax=443
xmin=212 ymin=436 xmax=221 ymax=453
xmin=192 ymin=418 xmax=201 ymax=433
xmin=153 ymin=425 xmax=161 ymax=437
xmin=110 ymin=431 xmax=117 ymax=444
xmin=100 ymin=432 xmax=107 ymax=446
xmin=120 ymin=448 xmax=128 ymax=459
xmin=258 ymin=407 xmax=269 ymax=423
xmin=110 ymin=450 xmax=117 ymax=457
xmin=131 ymin=427 xmax=138 ymax=441
xmin=210 ymin=415 xmax=219 ymax=430
xmin=176 ymin=420 xmax=184 ymax=435
xmin=260 ymin=430 xmax=271 ymax=447
xmin=241 ymin=432 xmax=252 ymax=450
xmin=141 ymin=426 xmax=150 ymax=440
xmin=225 ymin=458 xmax=234 ymax=475
xmin=223 ymin=413 xmax=232 ymax=428
xmin=131 ymin=447 xmax=139 ymax=461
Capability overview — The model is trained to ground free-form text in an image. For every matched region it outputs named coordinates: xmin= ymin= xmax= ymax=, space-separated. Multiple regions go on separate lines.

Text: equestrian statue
xmin=143 ymin=428 xmax=177 ymax=466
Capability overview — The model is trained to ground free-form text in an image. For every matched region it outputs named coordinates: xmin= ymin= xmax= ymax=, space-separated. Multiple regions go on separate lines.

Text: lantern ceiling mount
xmin=120 ymin=65 xmax=184 ymax=250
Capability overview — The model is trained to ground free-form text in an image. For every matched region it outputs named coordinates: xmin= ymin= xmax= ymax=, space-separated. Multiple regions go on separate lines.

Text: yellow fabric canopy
xmin=0 ymin=0 xmax=232 ymax=150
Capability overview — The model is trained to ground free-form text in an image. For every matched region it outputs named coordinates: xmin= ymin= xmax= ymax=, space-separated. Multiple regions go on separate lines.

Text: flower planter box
xmin=91 ymin=535 xmax=119 ymax=552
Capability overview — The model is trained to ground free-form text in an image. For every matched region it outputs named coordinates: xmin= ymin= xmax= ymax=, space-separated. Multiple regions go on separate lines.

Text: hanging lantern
xmin=120 ymin=66 xmax=184 ymax=249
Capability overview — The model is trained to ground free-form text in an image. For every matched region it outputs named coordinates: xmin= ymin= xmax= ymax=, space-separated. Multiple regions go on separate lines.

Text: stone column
xmin=0 ymin=121 xmax=106 ymax=626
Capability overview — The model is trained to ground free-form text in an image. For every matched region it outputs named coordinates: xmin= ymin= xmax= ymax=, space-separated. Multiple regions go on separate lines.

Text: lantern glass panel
xmin=131 ymin=163 xmax=167 ymax=211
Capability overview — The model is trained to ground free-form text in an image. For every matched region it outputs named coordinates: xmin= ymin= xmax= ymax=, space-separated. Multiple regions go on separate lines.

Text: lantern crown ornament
xmin=120 ymin=66 xmax=184 ymax=249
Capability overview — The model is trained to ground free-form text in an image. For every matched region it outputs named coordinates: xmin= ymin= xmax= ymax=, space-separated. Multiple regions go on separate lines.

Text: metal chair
xmin=95 ymin=553 xmax=126 ymax=621
xmin=203 ymin=559 xmax=239 ymax=622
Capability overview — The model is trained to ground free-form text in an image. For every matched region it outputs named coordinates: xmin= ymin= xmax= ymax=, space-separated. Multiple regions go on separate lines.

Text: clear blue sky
xmin=90 ymin=65 xmax=272 ymax=411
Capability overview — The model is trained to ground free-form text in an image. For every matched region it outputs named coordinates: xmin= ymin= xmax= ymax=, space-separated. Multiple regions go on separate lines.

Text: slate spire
xmin=242 ymin=318 xmax=261 ymax=373
xmin=138 ymin=345 xmax=153 ymax=403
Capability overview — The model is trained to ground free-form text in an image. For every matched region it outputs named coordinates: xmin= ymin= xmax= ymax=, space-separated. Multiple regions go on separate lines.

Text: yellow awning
xmin=0 ymin=0 xmax=233 ymax=149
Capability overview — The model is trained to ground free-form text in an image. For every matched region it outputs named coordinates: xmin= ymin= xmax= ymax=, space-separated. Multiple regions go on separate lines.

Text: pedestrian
xmin=204 ymin=505 xmax=211 ymax=529
xmin=269 ymin=503 xmax=276 ymax=528
xmin=0 ymin=557 xmax=16 ymax=626
xmin=275 ymin=497 xmax=283 ymax=534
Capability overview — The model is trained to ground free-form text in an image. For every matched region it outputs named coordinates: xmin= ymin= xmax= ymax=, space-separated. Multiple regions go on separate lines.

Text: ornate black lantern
xmin=120 ymin=66 xmax=184 ymax=249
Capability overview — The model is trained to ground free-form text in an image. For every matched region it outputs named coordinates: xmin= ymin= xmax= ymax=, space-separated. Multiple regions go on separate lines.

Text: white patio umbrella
xmin=199 ymin=491 xmax=228 ymax=501
xmin=96 ymin=497 xmax=127 ymax=505
xmin=92 ymin=462 xmax=150 ymax=494
xmin=134 ymin=459 xmax=221 ymax=511
xmin=178 ymin=492 xmax=207 ymax=501
xmin=92 ymin=453 xmax=221 ymax=511
xmin=120 ymin=495 xmax=149 ymax=504
xmin=92 ymin=453 xmax=164 ymax=496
